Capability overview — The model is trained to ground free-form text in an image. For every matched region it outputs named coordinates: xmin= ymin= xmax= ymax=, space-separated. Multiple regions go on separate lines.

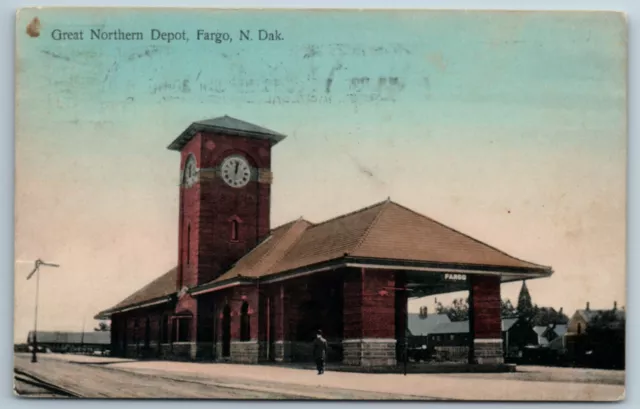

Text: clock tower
xmin=168 ymin=116 xmax=286 ymax=290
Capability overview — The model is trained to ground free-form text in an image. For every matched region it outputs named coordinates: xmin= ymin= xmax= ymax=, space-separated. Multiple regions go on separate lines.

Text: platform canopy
xmin=192 ymin=199 xmax=552 ymax=295
xmin=96 ymin=199 xmax=552 ymax=318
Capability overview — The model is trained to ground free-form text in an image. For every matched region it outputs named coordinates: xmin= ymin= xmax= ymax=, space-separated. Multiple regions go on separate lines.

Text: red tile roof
xmin=209 ymin=199 xmax=549 ymax=284
xmin=95 ymin=267 xmax=177 ymax=318
xmin=98 ymin=200 xmax=551 ymax=315
xmin=350 ymin=200 xmax=545 ymax=268
xmin=215 ymin=218 xmax=312 ymax=281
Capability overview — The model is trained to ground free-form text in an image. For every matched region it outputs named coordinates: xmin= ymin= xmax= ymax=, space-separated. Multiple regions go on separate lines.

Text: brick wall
xmin=178 ymin=134 xmax=203 ymax=290
xmin=469 ymin=275 xmax=503 ymax=364
xmin=176 ymin=132 xmax=272 ymax=290
xmin=343 ymin=269 xmax=363 ymax=339
xmin=110 ymin=303 xmax=174 ymax=358
xmin=212 ymin=286 xmax=260 ymax=347
xmin=469 ymin=275 xmax=502 ymax=339
xmin=343 ymin=268 xmax=397 ymax=340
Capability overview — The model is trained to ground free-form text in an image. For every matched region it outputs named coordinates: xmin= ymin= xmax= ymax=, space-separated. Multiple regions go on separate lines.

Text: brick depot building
xmin=95 ymin=116 xmax=552 ymax=367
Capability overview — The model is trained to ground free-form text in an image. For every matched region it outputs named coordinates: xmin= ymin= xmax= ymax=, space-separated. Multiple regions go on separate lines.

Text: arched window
xmin=174 ymin=316 xmax=192 ymax=343
xmin=231 ymin=220 xmax=239 ymax=242
xmin=186 ymin=224 xmax=191 ymax=265
xmin=240 ymin=302 xmax=250 ymax=341
xmin=577 ymin=323 xmax=582 ymax=335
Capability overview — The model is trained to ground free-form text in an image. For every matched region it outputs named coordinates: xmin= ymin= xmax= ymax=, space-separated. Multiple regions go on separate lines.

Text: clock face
xmin=184 ymin=155 xmax=198 ymax=187
xmin=220 ymin=155 xmax=251 ymax=188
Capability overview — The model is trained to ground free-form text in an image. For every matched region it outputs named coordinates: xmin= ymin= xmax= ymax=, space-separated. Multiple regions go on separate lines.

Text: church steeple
xmin=516 ymin=280 xmax=534 ymax=319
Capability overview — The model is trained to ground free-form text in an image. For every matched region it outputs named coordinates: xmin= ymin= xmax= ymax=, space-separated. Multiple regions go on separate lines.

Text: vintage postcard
xmin=14 ymin=8 xmax=626 ymax=401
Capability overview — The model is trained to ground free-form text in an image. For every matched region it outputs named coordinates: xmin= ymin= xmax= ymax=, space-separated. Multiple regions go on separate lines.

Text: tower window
xmin=186 ymin=224 xmax=191 ymax=265
xmin=230 ymin=220 xmax=239 ymax=242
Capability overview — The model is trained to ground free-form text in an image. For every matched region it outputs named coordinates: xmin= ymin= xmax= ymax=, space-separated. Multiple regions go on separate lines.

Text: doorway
xmin=268 ymin=296 xmax=276 ymax=361
xmin=222 ymin=305 xmax=231 ymax=357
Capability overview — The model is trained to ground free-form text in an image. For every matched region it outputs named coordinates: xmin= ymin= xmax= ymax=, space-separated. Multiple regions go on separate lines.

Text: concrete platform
xmin=275 ymin=362 xmax=516 ymax=374
xmin=35 ymin=353 xmax=514 ymax=373
xmin=16 ymin=353 xmax=624 ymax=401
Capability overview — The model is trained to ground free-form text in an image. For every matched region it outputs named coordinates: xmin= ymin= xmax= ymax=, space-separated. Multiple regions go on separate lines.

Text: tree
xmin=516 ymin=280 xmax=535 ymax=320
xmin=589 ymin=309 xmax=625 ymax=330
xmin=501 ymin=298 xmax=517 ymax=318
xmin=435 ymin=298 xmax=517 ymax=321
xmin=530 ymin=306 xmax=569 ymax=326
xmin=94 ymin=321 xmax=110 ymax=332
xmin=435 ymin=297 xmax=469 ymax=321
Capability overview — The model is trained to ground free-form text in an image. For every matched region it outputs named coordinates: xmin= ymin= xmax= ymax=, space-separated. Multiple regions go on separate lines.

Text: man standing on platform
xmin=313 ymin=330 xmax=328 ymax=375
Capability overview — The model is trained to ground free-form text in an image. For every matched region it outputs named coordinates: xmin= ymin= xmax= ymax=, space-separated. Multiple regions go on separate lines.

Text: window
xmin=449 ymin=335 xmax=455 ymax=341
xmin=186 ymin=224 xmax=191 ymax=265
xmin=231 ymin=220 xmax=239 ymax=242
xmin=175 ymin=317 xmax=191 ymax=342
xmin=577 ymin=323 xmax=582 ymax=335
xmin=240 ymin=302 xmax=250 ymax=341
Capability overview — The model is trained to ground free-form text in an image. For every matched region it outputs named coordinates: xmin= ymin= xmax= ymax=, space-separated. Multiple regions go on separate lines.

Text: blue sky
xmin=14 ymin=9 xmax=626 ymax=339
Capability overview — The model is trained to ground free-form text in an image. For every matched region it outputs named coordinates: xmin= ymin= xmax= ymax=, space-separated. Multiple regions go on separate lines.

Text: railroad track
xmin=14 ymin=369 xmax=81 ymax=398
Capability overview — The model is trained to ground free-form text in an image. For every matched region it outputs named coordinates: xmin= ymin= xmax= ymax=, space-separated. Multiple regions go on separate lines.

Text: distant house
xmin=566 ymin=302 xmax=625 ymax=336
xmin=533 ymin=326 xmax=548 ymax=346
xmin=27 ymin=331 xmax=110 ymax=354
xmin=564 ymin=302 xmax=625 ymax=368
xmin=407 ymin=307 xmax=451 ymax=342
xmin=427 ymin=317 xmax=537 ymax=361
xmin=533 ymin=324 xmax=568 ymax=348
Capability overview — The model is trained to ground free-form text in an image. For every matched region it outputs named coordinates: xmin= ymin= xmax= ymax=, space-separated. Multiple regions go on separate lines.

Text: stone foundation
xmin=124 ymin=344 xmax=139 ymax=358
xmin=230 ymin=340 xmax=259 ymax=364
xmin=343 ymin=339 xmax=397 ymax=367
xmin=158 ymin=343 xmax=172 ymax=359
xmin=195 ymin=342 xmax=215 ymax=360
xmin=274 ymin=340 xmax=292 ymax=362
xmin=473 ymin=339 xmax=504 ymax=364
xmin=170 ymin=342 xmax=197 ymax=360
xmin=215 ymin=342 xmax=226 ymax=360
xmin=119 ymin=342 xmax=215 ymax=361
xmin=433 ymin=346 xmax=469 ymax=363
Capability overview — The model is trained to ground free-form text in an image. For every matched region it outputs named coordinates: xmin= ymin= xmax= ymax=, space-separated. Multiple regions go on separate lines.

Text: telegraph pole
xmin=26 ymin=259 xmax=60 ymax=363
xmin=80 ymin=316 xmax=86 ymax=354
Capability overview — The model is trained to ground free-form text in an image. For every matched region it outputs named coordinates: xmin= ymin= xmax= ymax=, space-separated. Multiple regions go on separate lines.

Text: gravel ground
xmin=14 ymin=354 xmax=428 ymax=400
xmin=451 ymin=365 xmax=624 ymax=385
xmin=14 ymin=353 xmax=625 ymax=401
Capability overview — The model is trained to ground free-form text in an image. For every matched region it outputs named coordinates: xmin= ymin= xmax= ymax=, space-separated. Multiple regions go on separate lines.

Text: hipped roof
xmin=95 ymin=267 xmax=177 ymax=319
xmin=97 ymin=200 xmax=552 ymax=317
xmin=167 ymin=115 xmax=286 ymax=151
xmin=214 ymin=199 xmax=549 ymax=282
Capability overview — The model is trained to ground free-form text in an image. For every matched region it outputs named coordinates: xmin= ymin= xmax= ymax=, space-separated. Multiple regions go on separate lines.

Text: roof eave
xmin=189 ymin=276 xmax=254 ymax=296
xmin=256 ymin=256 xmax=551 ymax=285
xmin=94 ymin=295 xmax=174 ymax=319
xmin=343 ymin=256 xmax=553 ymax=278
xmin=167 ymin=123 xmax=287 ymax=151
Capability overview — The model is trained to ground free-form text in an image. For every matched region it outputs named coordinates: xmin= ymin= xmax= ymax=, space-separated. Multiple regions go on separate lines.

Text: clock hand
xmin=234 ymin=162 xmax=239 ymax=178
